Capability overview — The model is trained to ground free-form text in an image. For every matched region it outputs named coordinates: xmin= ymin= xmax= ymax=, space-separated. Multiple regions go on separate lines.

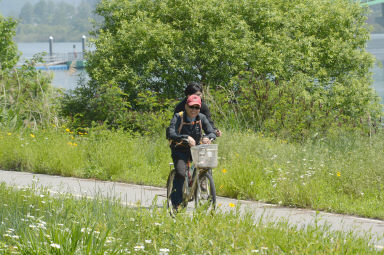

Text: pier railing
xmin=17 ymin=51 xmax=88 ymax=70
xmin=19 ymin=52 xmax=86 ymax=66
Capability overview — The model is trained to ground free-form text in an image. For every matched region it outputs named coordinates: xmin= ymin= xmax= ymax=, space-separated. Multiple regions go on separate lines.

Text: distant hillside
xmin=0 ymin=0 xmax=85 ymax=17
xmin=6 ymin=0 xmax=100 ymax=42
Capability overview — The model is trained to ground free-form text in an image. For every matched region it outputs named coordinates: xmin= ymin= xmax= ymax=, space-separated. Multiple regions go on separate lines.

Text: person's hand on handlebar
xmin=202 ymin=137 xmax=211 ymax=144
xmin=187 ymin=136 xmax=196 ymax=146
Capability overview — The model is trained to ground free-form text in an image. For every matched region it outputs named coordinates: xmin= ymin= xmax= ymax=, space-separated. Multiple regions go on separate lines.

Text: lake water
xmin=18 ymin=42 xmax=90 ymax=90
xmin=17 ymin=37 xmax=384 ymax=100
xmin=367 ymin=34 xmax=384 ymax=101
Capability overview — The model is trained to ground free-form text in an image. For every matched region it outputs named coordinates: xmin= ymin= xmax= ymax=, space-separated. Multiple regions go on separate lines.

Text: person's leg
xmin=171 ymin=155 xmax=188 ymax=208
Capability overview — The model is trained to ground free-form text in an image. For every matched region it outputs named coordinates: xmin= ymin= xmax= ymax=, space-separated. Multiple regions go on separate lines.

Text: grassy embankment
xmin=0 ymin=184 xmax=379 ymax=254
xmin=1 ymin=128 xmax=384 ymax=219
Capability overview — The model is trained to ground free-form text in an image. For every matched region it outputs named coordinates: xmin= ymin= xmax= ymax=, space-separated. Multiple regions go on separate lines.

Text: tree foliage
xmin=0 ymin=15 xmax=18 ymax=70
xmin=70 ymin=0 xmax=381 ymax=138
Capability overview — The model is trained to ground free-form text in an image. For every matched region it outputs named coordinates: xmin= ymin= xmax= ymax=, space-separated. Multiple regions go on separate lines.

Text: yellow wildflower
xmin=65 ymin=128 xmax=70 ymax=132
xmin=78 ymin=132 xmax=83 ymax=135
xmin=336 ymin=172 xmax=341 ymax=177
xmin=219 ymin=185 xmax=224 ymax=190
xmin=67 ymin=142 xmax=73 ymax=146
xmin=7 ymin=132 xmax=12 ymax=136
xmin=221 ymin=169 xmax=227 ymax=174
xmin=30 ymin=134 xmax=35 ymax=138
xmin=218 ymin=203 xmax=222 ymax=207
xmin=229 ymin=203 xmax=235 ymax=208
xmin=73 ymin=143 xmax=78 ymax=146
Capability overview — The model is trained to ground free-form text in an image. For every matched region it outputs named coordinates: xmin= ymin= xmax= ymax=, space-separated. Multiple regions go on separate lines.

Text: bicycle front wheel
xmin=194 ymin=171 xmax=216 ymax=210
xmin=166 ymin=169 xmax=176 ymax=217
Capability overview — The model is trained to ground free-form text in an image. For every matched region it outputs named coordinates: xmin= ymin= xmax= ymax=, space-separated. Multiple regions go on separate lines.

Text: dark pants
xmin=171 ymin=150 xmax=191 ymax=207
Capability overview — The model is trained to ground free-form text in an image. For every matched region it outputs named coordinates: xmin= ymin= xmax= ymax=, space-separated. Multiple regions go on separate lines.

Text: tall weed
xmin=0 ymin=184 xmax=379 ymax=254
xmin=1 ymin=128 xmax=384 ymax=218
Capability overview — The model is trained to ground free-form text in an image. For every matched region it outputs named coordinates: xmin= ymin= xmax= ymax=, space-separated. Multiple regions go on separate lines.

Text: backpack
xmin=166 ymin=111 xmax=202 ymax=142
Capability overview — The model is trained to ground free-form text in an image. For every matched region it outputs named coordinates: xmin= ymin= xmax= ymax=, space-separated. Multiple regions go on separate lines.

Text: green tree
xmin=75 ymin=0 xmax=381 ymax=137
xmin=33 ymin=0 xmax=49 ymax=24
xmin=0 ymin=15 xmax=18 ymax=70
xmin=53 ymin=2 xmax=75 ymax=26
xmin=87 ymin=0 xmax=258 ymax=102
xmin=19 ymin=2 xmax=34 ymax=24
xmin=72 ymin=0 xmax=92 ymax=33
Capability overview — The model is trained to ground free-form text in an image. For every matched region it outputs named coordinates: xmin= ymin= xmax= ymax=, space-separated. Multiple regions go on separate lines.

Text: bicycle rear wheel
xmin=194 ymin=172 xmax=216 ymax=210
xmin=166 ymin=169 xmax=176 ymax=217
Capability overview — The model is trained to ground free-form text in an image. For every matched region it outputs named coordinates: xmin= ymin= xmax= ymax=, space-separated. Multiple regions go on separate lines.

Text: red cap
xmin=186 ymin=95 xmax=201 ymax=107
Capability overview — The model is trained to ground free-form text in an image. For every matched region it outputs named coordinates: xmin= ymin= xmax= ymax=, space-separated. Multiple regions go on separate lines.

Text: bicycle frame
xmin=183 ymin=164 xmax=210 ymax=203
xmin=167 ymin=160 xmax=214 ymax=210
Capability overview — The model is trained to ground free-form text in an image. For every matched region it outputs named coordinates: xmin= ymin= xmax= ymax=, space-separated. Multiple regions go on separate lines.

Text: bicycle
xmin=166 ymin=144 xmax=218 ymax=217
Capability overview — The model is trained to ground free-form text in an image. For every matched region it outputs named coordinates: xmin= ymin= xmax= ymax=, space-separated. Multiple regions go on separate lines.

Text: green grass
xmin=1 ymin=127 xmax=384 ymax=219
xmin=0 ymin=183 xmax=379 ymax=254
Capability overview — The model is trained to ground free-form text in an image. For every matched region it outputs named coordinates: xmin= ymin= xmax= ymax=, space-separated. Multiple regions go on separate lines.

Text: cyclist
xmin=174 ymin=82 xmax=222 ymax=137
xmin=167 ymin=94 xmax=216 ymax=210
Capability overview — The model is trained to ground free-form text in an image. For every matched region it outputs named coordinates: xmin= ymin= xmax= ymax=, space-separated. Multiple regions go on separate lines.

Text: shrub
xmin=207 ymin=70 xmax=382 ymax=140
xmin=0 ymin=55 xmax=62 ymax=129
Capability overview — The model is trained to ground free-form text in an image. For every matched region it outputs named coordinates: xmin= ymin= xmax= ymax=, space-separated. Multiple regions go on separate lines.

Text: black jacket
xmin=168 ymin=112 xmax=216 ymax=152
xmin=174 ymin=98 xmax=217 ymax=130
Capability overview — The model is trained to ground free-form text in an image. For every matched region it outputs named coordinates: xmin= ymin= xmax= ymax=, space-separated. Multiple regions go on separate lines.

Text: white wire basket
xmin=191 ymin=144 xmax=218 ymax=168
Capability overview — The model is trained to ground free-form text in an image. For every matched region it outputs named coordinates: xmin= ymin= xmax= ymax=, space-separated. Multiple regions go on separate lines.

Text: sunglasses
xmin=188 ymin=105 xmax=201 ymax=110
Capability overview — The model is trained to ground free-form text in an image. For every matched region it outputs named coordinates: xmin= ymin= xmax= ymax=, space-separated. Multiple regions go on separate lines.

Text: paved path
xmin=1 ymin=169 xmax=384 ymax=248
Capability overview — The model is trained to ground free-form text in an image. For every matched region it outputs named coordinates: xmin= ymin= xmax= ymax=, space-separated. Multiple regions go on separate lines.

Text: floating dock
xmin=34 ymin=60 xmax=87 ymax=71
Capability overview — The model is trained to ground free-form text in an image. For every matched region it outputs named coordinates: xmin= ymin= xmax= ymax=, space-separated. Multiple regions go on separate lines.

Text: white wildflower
xmin=145 ymin=240 xmax=152 ymax=244
xmin=26 ymin=213 xmax=35 ymax=219
xmin=134 ymin=245 xmax=144 ymax=251
xmin=50 ymin=243 xmax=61 ymax=249
xmin=106 ymin=237 xmax=115 ymax=244
xmin=159 ymin=248 xmax=170 ymax=254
